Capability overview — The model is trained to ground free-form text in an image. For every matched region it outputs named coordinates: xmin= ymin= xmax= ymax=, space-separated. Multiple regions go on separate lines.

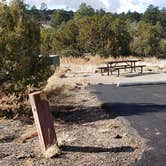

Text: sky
xmin=7 ymin=0 xmax=166 ymax=13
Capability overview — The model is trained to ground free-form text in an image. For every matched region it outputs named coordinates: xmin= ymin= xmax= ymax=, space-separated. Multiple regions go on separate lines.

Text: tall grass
xmin=61 ymin=55 xmax=166 ymax=73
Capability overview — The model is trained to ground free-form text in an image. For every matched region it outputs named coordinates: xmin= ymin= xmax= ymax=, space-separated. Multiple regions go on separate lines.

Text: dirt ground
xmin=1 ymin=57 xmax=166 ymax=166
xmin=0 ymin=85 xmax=146 ymax=166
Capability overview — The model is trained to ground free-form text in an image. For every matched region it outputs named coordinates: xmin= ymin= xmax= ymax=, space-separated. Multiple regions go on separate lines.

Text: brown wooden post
xmin=29 ymin=91 xmax=60 ymax=158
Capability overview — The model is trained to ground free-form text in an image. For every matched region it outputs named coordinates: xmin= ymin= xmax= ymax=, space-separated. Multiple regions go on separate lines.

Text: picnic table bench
xmin=97 ymin=59 xmax=146 ymax=76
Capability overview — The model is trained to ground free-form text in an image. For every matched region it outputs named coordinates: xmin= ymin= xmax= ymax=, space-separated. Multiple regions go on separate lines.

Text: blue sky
xmin=7 ymin=0 xmax=166 ymax=13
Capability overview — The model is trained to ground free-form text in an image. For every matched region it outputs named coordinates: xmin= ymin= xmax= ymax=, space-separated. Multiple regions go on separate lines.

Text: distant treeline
xmin=26 ymin=3 xmax=166 ymax=57
xmin=1 ymin=1 xmax=166 ymax=59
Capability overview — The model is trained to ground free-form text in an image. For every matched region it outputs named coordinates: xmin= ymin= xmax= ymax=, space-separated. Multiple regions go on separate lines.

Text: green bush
xmin=0 ymin=0 xmax=51 ymax=118
xmin=158 ymin=41 xmax=166 ymax=58
xmin=130 ymin=21 xmax=161 ymax=56
xmin=51 ymin=20 xmax=79 ymax=56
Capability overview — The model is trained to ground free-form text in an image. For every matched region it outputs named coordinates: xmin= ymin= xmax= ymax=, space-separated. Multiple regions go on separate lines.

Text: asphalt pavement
xmin=90 ymin=84 xmax=166 ymax=166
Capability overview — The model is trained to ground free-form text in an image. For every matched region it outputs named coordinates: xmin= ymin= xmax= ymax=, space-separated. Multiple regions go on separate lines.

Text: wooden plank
xmin=29 ymin=91 xmax=60 ymax=158
xmin=112 ymin=65 xmax=146 ymax=76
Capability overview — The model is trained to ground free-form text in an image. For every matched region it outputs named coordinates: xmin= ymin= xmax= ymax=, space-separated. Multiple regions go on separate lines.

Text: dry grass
xmin=61 ymin=55 xmax=166 ymax=73
xmin=140 ymin=57 xmax=166 ymax=72
xmin=44 ymin=67 xmax=88 ymax=97
xmin=60 ymin=56 xmax=109 ymax=73
xmin=24 ymin=158 xmax=34 ymax=166
xmin=43 ymin=144 xmax=60 ymax=158
xmin=60 ymin=55 xmax=143 ymax=73
xmin=61 ymin=56 xmax=107 ymax=65
xmin=0 ymin=94 xmax=21 ymax=114
xmin=0 ymin=85 xmax=38 ymax=118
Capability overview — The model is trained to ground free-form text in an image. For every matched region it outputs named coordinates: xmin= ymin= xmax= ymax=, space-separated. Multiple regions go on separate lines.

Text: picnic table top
xmin=104 ymin=59 xmax=141 ymax=64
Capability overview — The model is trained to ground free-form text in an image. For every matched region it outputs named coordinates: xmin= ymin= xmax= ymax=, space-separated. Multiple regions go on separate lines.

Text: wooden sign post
xmin=29 ymin=91 xmax=60 ymax=158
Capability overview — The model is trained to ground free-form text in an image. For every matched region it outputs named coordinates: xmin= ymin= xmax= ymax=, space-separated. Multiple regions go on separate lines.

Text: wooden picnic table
xmin=101 ymin=59 xmax=143 ymax=76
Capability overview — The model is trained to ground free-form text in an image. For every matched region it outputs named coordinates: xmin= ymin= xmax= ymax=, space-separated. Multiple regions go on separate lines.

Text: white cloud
xmin=6 ymin=0 xmax=166 ymax=13
xmin=100 ymin=0 xmax=111 ymax=8
xmin=117 ymin=0 xmax=146 ymax=13
xmin=24 ymin=0 xmax=120 ymax=12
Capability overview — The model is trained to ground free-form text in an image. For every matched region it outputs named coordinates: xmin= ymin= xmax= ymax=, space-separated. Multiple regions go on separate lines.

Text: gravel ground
xmin=88 ymin=72 xmax=166 ymax=85
xmin=0 ymin=87 xmax=146 ymax=166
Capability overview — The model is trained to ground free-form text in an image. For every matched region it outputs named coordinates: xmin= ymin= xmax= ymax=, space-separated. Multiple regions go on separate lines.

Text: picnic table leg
xmin=107 ymin=64 xmax=110 ymax=76
xmin=101 ymin=68 xmax=103 ymax=75
xmin=130 ymin=62 xmax=133 ymax=72
xmin=134 ymin=62 xmax=136 ymax=72
xmin=130 ymin=67 xmax=133 ymax=73
xmin=141 ymin=66 xmax=143 ymax=73
xmin=110 ymin=67 xmax=113 ymax=75
xmin=124 ymin=66 xmax=127 ymax=71
xmin=117 ymin=69 xmax=120 ymax=77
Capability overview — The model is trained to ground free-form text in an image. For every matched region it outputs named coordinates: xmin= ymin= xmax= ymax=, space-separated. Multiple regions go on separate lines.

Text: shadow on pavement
xmin=51 ymin=105 xmax=110 ymax=124
xmin=60 ymin=145 xmax=135 ymax=153
xmin=51 ymin=102 xmax=166 ymax=124
xmin=102 ymin=103 xmax=166 ymax=117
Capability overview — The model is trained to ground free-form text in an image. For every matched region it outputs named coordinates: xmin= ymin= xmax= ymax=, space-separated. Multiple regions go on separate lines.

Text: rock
xmin=0 ymin=153 xmax=9 ymax=159
xmin=16 ymin=152 xmax=34 ymax=159
xmin=122 ymin=133 xmax=128 ymax=137
xmin=76 ymin=83 xmax=83 ymax=86
xmin=59 ymin=74 xmax=67 ymax=78
xmin=114 ymin=134 xmax=122 ymax=139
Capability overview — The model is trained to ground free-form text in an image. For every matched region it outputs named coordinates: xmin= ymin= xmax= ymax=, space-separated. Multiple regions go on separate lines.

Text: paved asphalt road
xmin=90 ymin=84 xmax=166 ymax=166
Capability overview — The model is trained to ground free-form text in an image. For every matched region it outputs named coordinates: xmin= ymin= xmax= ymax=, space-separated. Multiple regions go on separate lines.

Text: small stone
xmin=114 ymin=134 xmax=122 ymax=139
xmin=122 ymin=133 xmax=128 ymax=137
xmin=16 ymin=152 xmax=34 ymax=159
xmin=76 ymin=83 xmax=83 ymax=86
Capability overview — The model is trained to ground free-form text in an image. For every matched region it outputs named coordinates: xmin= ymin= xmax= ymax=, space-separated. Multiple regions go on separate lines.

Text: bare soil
xmin=0 ymin=86 xmax=146 ymax=166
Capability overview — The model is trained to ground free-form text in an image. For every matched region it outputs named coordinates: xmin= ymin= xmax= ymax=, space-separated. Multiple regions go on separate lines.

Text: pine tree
xmin=0 ymin=0 xmax=50 ymax=93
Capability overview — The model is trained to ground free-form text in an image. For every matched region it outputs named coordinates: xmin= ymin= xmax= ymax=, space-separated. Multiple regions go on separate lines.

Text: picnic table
xmin=98 ymin=59 xmax=146 ymax=76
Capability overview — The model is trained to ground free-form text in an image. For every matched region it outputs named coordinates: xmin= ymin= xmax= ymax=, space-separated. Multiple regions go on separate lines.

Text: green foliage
xmin=52 ymin=20 xmax=79 ymax=56
xmin=53 ymin=14 xmax=131 ymax=57
xmin=77 ymin=14 xmax=130 ymax=56
xmin=117 ymin=11 xmax=142 ymax=23
xmin=126 ymin=20 xmax=139 ymax=37
xmin=77 ymin=15 xmax=114 ymax=56
xmin=126 ymin=11 xmax=142 ymax=22
xmin=130 ymin=21 xmax=161 ymax=56
xmin=159 ymin=8 xmax=166 ymax=38
xmin=40 ymin=27 xmax=54 ymax=55
xmin=23 ymin=3 xmax=165 ymax=58
xmin=143 ymin=5 xmax=161 ymax=25
xmin=0 ymin=0 xmax=50 ymax=93
xmin=142 ymin=5 xmax=166 ymax=38
xmin=50 ymin=9 xmax=73 ymax=28
xmin=111 ymin=18 xmax=131 ymax=56
xmin=159 ymin=41 xmax=166 ymax=58
xmin=96 ymin=9 xmax=106 ymax=16
xmin=74 ymin=3 xmax=95 ymax=20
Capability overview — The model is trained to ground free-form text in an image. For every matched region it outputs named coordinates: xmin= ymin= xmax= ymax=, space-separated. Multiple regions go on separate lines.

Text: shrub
xmin=0 ymin=0 xmax=51 ymax=118
xmin=158 ymin=41 xmax=166 ymax=58
xmin=130 ymin=21 xmax=161 ymax=56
